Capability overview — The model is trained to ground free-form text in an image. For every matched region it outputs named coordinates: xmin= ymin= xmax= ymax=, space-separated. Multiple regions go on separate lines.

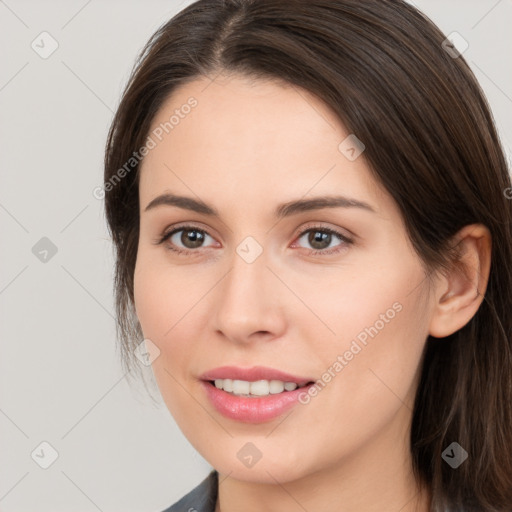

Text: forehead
xmin=138 ymin=73 xmax=387 ymax=215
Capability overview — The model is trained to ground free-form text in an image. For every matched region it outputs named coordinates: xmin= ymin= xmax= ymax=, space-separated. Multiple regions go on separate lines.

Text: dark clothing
xmin=162 ymin=470 xmax=218 ymax=512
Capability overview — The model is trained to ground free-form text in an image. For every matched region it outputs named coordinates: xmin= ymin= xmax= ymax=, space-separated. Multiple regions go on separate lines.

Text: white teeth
xmin=218 ymin=378 xmax=233 ymax=392
xmin=269 ymin=380 xmax=285 ymax=394
xmin=232 ymin=379 xmax=250 ymax=395
xmin=213 ymin=378 xmax=304 ymax=397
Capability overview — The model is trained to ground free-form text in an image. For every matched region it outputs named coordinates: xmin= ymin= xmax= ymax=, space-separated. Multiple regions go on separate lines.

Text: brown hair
xmin=103 ymin=0 xmax=512 ymax=509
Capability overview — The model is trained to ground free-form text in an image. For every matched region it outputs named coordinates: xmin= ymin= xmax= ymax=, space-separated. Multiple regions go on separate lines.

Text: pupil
xmin=310 ymin=231 xmax=330 ymax=250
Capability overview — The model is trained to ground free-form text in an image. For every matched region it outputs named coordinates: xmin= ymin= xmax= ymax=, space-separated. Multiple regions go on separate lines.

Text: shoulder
xmin=160 ymin=469 xmax=218 ymax=512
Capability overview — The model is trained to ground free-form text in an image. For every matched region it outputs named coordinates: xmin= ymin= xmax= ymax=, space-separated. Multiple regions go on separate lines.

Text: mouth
xmin=205 ymin=378 xmax=315 ymax=398
xmin=201 ymin=378 xmax=317 ymax=423
xmin=199 ymin=365 xmax=316 ymax=388
xmin=198 ymin=366 xmax=317 ymax=422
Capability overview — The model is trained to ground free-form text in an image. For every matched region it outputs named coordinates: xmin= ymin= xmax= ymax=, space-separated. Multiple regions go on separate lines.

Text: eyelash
xmin=155 ymin=224 xmax=353 ymax=256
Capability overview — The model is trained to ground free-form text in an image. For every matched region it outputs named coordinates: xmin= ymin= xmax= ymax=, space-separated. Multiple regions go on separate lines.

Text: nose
xmin=213 ymin=247 xmax=287 ymax=345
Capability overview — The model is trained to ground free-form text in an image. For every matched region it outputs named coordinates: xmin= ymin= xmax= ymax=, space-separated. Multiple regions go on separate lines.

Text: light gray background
xmin=1 ymin=1 xmax=511 ymax=511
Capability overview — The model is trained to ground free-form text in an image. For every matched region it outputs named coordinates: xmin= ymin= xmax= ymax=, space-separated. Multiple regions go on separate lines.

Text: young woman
xmin=103 ymin=1 xmax=512 ymax=510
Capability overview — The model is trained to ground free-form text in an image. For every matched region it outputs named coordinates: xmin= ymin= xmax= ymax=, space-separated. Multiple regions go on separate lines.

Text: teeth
xmin=213 ymin=378 xmax=306 ymax=397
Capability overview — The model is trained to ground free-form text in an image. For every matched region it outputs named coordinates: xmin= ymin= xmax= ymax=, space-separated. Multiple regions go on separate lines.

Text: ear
xmin=428 ymin=224 xmax=492 ymax=338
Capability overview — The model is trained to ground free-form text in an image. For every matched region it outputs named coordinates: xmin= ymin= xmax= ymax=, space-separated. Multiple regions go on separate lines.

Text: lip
xmin=199 ymin=366 xmax=316 ymax=423
xmin=199 ymin=365 xmax=315 ymax=387
xmin=201 ymin=380 xmax=315 ymax=423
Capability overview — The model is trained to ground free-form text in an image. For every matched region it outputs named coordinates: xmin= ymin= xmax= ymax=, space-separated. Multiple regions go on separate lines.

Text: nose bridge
xmin=213 ymin=241 xmax=285 ymax=341
xmin=221 ymin=244 xmax=270 ymax=315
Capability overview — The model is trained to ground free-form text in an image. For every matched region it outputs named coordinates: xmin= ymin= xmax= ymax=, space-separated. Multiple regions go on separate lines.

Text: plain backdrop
xmin=0 ymin=1 xmax=511 ymax=511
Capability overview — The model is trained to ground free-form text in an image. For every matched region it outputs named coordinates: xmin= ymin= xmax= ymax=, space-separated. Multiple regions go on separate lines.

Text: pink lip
xmin=199 ymin=366 xmax=316 ymax=423
xmin=199 ymin=365 xmax=314 ymax=387
xmin=201 ymin=381 xmax=315 ymax=423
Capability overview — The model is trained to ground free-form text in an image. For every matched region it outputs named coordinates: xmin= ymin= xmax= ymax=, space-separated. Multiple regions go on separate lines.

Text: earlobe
xmin=428 ymin=224 xmax=492 ymax=338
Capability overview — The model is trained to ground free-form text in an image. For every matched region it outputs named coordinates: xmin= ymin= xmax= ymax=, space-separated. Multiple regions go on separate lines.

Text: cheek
xmin=316 ymin=297 xmax=427 ymax=458
xmin=133 ymin=247 xmax=202 ymax=340
xmin=133 ymin=257 xmax=188 ymax=416
xmin=332 ymin=313 xmax=427 ymax=444
xmin=288 ymin=251 xmax=426 ymax=352
xmin=294 ymin=251 xmax=430 ymax=421
xmin=133 ymin=255 xmax=163 ymax=340
xmin=133 ymin=250 xmax=206 ymax=397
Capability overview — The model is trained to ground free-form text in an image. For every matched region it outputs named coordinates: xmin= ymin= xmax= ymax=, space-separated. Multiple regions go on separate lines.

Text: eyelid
xmin=292 ymin=221 xmax=355 ymax=243
xmin=156 ymin=221 xmax=218 ymax=242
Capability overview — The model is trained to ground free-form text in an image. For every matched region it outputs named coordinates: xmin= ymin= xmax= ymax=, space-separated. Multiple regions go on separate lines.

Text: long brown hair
xmin=103 ymin=1 xmax=512 ymax=509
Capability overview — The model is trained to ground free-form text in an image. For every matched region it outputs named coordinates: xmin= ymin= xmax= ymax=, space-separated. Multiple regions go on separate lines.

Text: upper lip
xmin=199 ymin=366 xmax=315 ymax=386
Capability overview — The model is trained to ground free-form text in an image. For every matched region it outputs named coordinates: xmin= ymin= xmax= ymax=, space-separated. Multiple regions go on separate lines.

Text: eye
xmin=156 ymin=224 xmax=216 ymax=254
xmin=155 ymin=223 xmax=353 ymax=256
xmin=293 ymin=225 xmax=353 ymax=255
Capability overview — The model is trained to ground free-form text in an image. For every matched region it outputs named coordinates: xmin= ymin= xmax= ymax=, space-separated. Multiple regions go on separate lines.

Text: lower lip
xmin=201 ymin=380 xmax=314 ymax=423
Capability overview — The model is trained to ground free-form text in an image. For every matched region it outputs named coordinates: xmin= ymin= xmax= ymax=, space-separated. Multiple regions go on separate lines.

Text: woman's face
xmin=134 ymin=73 xmax=436 ymax=483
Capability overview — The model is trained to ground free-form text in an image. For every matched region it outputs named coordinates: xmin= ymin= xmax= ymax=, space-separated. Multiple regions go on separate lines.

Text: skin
xmin=133 ymin=72 xmax=491 ymax=512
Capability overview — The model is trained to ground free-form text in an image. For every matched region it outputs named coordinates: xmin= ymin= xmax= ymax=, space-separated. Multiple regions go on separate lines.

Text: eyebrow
xmin=143 ymin=192 xmax=376 ymax=218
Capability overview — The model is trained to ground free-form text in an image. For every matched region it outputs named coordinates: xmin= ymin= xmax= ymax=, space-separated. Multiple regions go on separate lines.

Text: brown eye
xmin=307 ymin=231 xmax=333 ymax=250
xmin=158 ymin=225 xmax=215 ymax=253
xmin=295 ymin=227 xmax=352 ymax=254
xmin=177 ymin=229 xmax=206 ymax=249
